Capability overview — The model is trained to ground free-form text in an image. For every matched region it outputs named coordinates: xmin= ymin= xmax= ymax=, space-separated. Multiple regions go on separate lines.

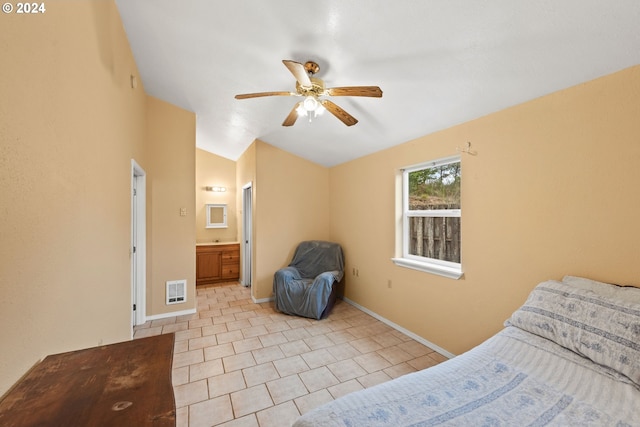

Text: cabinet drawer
xmin=221 ymin=264 xmax=239 ymax=278
xmin=222 ymin=250 xmax=239 ymax=262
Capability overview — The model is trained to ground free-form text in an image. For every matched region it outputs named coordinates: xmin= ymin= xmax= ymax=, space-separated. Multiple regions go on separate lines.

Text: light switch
xmin=180 ymin=208 xmax=187 ymax=217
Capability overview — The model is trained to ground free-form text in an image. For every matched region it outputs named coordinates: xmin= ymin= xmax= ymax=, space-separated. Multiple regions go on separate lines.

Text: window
xmin=392 ymin=155 xmax=462 ymax=279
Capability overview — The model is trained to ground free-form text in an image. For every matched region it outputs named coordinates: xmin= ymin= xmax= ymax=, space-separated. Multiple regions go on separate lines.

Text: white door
xmin=132 ymin=176 xmax=138 ymax=326
xmin=131 ymin=160 xmax=147 ymax=329
xmin=242 ymin=182 xmax=253 ymax=287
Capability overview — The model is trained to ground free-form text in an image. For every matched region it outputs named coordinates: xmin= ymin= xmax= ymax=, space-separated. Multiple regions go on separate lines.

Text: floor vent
xmin=166 ymin=280 xmax=186 ymax=305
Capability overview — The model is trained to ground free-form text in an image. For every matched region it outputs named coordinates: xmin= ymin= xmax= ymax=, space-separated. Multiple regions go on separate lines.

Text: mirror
xmin=205 ymin=204 xmax=227 ymax=228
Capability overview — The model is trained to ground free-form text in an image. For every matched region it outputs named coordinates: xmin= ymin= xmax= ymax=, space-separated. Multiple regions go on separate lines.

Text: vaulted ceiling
xmin=116 ymin=1 xmax=640 ymax=167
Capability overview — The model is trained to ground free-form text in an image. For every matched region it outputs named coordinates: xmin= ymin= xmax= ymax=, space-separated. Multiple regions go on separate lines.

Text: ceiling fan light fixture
xmin=296 ymin=103 xmax=308 ymax=116
xmin=303 ymin=96 xmax=319 ymax=112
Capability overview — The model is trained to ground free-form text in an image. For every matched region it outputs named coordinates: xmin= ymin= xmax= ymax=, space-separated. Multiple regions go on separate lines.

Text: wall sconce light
xmin=205 ymin=186 xmax=226 ymax=192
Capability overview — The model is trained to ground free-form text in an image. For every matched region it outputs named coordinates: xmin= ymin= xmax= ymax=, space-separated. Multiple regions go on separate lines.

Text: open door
xmin=241 ymin=182 xmax=253 ymax=287
xmin=131 ymin=160 xmax=146 ymax=329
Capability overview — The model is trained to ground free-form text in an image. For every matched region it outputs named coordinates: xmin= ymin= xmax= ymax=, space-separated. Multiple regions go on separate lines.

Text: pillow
xmin=562 ymin=275 xmax=640 ymax=305
xmin=507 ymin=280 xmax=640 ymax=386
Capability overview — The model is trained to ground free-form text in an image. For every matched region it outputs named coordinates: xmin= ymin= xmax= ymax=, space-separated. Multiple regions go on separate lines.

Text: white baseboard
xmin=342 ymin=297 xmax=456 ymax=359
xmin=252 ymin=295 xmax=274 ymax=304
xmin=145 ymin=308 xmax=197 ymax=322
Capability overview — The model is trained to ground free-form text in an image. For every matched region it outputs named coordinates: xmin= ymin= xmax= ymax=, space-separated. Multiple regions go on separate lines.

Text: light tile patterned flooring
xmin=133 ymin=282 xmax=447 ymax=427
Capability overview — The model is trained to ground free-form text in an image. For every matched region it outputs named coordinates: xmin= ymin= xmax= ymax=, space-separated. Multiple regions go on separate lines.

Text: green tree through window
xmin=409 ymin=163 xmax=460 ymax=210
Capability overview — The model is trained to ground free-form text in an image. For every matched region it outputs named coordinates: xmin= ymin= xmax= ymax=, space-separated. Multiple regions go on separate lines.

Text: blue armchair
xmin=273 ymin=241 xmax=344 ymax=320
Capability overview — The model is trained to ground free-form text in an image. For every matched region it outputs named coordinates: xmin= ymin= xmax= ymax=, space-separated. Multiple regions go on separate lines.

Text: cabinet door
xmin=197 ymin=251 xmax=222 ymax=282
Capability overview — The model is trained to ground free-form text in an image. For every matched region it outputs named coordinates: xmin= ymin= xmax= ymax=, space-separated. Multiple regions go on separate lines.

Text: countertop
xmin=196 ymin=242 xmax=239 ymax=246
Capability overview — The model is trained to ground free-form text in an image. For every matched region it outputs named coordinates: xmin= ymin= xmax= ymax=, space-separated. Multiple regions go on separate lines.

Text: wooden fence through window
xmin=409 ymin=216 xmax=460 ymax=263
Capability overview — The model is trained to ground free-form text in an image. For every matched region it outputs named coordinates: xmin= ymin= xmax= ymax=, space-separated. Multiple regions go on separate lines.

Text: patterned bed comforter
xmin=293 ymin=326 xmax=640 ymax=426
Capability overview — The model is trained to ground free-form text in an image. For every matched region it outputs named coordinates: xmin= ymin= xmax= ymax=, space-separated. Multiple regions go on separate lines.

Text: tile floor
xmin=133 ymin=282 xmax=447 ymax=427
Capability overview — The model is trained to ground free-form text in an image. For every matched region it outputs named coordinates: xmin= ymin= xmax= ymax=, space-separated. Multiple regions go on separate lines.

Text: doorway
xmin=131 ymin=160 xmax=147 ymax=329
xmin=241 ymin=182 xmax=253 ymax=287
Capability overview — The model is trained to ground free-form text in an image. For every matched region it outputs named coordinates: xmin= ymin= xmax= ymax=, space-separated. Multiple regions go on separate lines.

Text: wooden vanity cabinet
xmin=196 ymin=243 xmax=240 ymax=285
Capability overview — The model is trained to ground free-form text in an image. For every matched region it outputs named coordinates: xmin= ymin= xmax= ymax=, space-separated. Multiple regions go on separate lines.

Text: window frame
xmin=392 ymin=155 xmax=463 ymax=279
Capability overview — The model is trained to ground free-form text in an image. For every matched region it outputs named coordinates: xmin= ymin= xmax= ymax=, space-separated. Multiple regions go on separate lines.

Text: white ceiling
xmin=115 ymin=1 xmax=640 ymax=167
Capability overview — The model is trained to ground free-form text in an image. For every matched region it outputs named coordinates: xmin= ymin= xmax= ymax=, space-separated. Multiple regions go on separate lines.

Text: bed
xmin=293 ymin=276 xmax=640 ymax=426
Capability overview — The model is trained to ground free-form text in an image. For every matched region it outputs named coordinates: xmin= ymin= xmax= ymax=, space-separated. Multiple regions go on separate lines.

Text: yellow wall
xmin=146 ymin=97 xmax=196 ymax=316
xmin=195 ymin=148 xmax=238 ymax=243
xmin=330 ymin=65 xmax=640 ymax=355
xmin=0 ymin=2 xmax=195 ymax=394
xmin=253 ymin=141 xmax=331 ymax=300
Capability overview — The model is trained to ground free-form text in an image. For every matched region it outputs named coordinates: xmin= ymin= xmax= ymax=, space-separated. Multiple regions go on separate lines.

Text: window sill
xmin=391 ymin=257 xmax=463 ymax=280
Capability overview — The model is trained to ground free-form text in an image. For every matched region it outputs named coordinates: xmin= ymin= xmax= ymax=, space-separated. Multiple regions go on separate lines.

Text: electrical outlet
xmin=180 ymin=207 xmax=187 ymax=216
xmin=387 ymin=279 xmax=392 ymax=288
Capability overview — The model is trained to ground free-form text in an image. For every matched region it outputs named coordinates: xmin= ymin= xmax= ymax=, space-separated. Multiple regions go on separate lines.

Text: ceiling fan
xmin=235 ymin=60 xmax=383 ymax=127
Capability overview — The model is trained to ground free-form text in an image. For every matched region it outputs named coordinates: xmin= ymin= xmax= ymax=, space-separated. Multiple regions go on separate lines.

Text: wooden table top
xmin=0 ymin=333 xmax=175 ymax=427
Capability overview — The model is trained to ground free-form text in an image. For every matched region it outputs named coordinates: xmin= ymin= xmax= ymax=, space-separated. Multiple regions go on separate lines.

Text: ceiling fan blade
xmin=282 ymin=102 xmax=302 ymax=127
xmin=235 ymin=91 xmax=293 ymax=99
xmin=326 ymin=86 xmax=383 ymax=97
xmin=282 ymin=60 xmax=312 ymax=88
xmin=321 ymin=100 xmax=358 ymax=126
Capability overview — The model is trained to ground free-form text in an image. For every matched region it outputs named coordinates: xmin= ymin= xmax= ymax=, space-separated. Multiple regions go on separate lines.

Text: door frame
xmin=131 ymin=159 xmax=147 ymax=330
xmin=241 ymin=182 xmax=253 ymax=287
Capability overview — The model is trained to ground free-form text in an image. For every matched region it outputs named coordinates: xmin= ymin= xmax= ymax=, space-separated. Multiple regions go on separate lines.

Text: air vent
xmin=166 ymin=280 xmax=186 ymax=305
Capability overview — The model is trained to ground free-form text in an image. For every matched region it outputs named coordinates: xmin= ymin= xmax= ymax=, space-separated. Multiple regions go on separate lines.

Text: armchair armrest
xmin=314 ymin=270 xmax=343 ymax=285
xmin=275 ymin=266 xmax=302 ymax=281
